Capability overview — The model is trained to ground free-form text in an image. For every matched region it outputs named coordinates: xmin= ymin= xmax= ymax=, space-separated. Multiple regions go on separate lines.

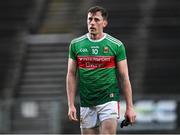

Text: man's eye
xmin=94 ymin=18 xmax=99 ymax=22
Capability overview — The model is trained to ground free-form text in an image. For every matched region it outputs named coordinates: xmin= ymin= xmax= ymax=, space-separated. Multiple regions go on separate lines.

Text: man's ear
xmin=103 ymin=20 xmax=108 ymax=28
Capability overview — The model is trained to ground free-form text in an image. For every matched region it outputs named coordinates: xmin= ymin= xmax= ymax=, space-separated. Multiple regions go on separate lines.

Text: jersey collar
xmin=87 ymin=33 xmax=106 ymax=42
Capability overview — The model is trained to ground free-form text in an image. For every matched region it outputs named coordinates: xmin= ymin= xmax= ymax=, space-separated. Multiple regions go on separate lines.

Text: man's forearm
xmin=66 ymin=73 xmax=77 ymax=107
xmin=120 ymin=79 xmax=134 ymax=109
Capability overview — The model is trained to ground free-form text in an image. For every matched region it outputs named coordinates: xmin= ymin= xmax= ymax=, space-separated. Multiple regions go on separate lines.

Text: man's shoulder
xmin=105 ymin=33 xmax=123 ymax=47
xmin=71 ymin=34 xmax=87 ymax=44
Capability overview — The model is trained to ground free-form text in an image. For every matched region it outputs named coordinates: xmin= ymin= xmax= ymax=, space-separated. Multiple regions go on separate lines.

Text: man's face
xmin=87 ymin=11 xmax=107 ymax=35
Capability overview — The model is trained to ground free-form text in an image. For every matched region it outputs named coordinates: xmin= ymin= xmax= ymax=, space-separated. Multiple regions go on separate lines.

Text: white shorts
xmin=80 ymin=101 xmax=120 ymax=129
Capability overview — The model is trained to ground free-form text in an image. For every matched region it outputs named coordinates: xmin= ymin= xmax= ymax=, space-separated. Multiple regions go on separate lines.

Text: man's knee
xmin=81 ymin=127 xmax=99 ymax=134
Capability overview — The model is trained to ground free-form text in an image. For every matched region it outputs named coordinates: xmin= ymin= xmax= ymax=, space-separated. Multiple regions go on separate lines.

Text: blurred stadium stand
xmin=0 ymin=0 xmax=179 ymax=134
xmin=0 ymin=0 xmax=36 ymax=133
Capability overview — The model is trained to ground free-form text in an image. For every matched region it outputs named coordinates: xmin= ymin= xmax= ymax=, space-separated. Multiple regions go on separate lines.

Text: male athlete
xmin=66 ymin=6 xmax=136 ymax=134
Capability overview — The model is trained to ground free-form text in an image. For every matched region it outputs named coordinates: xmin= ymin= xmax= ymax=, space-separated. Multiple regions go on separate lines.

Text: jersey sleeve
xmin=116 ymin=43 xmax=127 ymax=62
xmin=68 ymin=41 xmax=76 ymax=61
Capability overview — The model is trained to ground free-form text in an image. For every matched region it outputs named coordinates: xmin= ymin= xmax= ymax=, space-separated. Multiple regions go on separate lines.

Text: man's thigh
xmin=100 ymin=118 xmax=118 ymax=134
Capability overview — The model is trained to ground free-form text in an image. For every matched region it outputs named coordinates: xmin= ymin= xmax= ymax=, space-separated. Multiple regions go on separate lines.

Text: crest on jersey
xmin=104 ymin=47 xmax=109 ymax=53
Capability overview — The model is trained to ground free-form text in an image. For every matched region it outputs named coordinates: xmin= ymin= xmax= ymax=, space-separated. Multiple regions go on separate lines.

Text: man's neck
xmin=89 ymin=33 xmax=104 ymax=40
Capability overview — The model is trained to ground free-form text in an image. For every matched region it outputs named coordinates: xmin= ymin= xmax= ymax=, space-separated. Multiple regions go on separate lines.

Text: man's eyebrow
xmin=88 ymin=15 xmax=101 ymax=20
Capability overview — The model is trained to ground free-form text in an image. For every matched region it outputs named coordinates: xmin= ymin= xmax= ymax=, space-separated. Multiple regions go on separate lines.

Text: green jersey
xmin=69 ymin=33 xmax=126 ymax=107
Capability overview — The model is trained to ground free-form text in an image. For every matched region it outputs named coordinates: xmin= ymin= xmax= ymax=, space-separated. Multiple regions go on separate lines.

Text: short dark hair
xmin=88 ymin=6 xmax=108 ymax=20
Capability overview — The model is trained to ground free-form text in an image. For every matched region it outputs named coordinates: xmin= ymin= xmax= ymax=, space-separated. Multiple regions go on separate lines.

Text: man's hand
xmin=68 ymin=105 xmax=78 ymax=122
xmin=125 ymin=107 xmax=136 ymax=124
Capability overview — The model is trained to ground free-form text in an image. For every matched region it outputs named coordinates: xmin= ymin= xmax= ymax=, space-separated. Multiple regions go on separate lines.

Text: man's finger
xmin=72 ymin=112 xmax=78 ymax=121
xmin=130 ymin=116 xmax=136 ymax=124
xmin=69 ymin=112 xmax=78 ymax=121
xmin=68 ymin=113 xmax=73 ymax=121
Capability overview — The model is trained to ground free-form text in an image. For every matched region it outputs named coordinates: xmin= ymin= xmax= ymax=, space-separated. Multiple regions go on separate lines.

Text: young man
xmin=66 ymin=6 xmax=136 ymax=134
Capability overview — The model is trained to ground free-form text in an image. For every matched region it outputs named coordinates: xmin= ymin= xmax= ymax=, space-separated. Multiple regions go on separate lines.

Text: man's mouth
xmin=90 ymin=27 xmax=96 ymax=30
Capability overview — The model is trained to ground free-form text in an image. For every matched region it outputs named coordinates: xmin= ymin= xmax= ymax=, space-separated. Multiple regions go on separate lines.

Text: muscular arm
xmin=117 ymin=59 xmax=136 ymax=123
xmin=66 ymin=58 xmax=78 ymax=121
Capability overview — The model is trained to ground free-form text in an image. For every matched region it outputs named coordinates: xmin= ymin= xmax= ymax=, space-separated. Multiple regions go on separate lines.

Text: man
xmin=66 ymin=6 xmax=136 ymax=134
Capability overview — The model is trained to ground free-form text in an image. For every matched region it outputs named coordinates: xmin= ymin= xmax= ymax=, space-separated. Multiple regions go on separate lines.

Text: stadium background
xmin=0 ymin=0 xmax=180 ymax=134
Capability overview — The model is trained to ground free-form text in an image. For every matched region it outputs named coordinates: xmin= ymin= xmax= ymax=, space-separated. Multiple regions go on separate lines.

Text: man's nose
xmin=90 ymin=19 xmax=95 ymax=25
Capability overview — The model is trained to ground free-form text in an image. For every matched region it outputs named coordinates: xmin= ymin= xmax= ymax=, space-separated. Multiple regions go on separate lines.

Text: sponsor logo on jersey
xmin=77 ymin=56 xmax=115 ymax=69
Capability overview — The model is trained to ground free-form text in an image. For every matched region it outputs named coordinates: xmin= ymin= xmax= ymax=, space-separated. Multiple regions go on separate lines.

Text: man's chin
xmin=89 ymin=30 xmax=98 ymax=35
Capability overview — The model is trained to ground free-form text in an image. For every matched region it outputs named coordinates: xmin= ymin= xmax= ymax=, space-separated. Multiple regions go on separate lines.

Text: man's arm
xmin=117 ymin=59 xmax=136 ymax=123
xmin=66 ymin=58 xmax=78 ymax=121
